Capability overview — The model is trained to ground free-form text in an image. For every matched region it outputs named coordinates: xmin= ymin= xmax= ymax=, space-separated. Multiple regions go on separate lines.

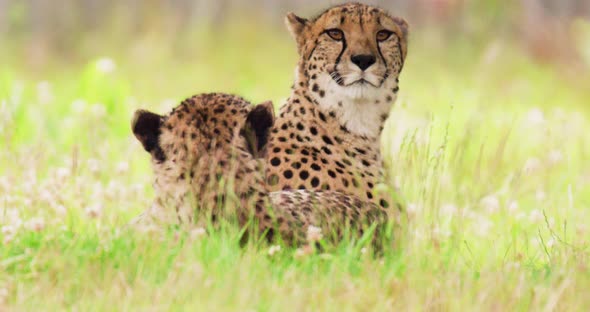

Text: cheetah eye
xmin=376 ymin=30 xmax=393 ymax=42
xmin=326 ymin=29 xmax=344 ymax=41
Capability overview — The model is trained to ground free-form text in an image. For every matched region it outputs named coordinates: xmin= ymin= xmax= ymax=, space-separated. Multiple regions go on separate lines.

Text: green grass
xmin=1 ymin=24 xmax=590 ymax=310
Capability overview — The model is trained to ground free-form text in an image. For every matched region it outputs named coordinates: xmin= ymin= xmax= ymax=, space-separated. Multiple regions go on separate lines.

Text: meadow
xmin=1 ymin=20 xmax=590 ymax=310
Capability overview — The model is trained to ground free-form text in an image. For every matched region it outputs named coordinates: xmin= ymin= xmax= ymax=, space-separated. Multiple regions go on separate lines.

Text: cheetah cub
xmin=130 ymin=93 xmax=389 ymax=245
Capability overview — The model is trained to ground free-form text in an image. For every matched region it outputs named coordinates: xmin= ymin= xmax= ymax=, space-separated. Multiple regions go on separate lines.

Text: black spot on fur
xmin=270 ymin=157 xmax=281 ymax=166
xmin=342 ymin=178 xmax=349 ymax=187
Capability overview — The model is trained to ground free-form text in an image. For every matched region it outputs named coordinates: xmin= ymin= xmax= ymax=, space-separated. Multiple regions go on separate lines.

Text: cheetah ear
xmin=392 ymin=16 xmax=409 ymax=39
xmin=132 ymin=109 xmax=165 ymax=161
xmin=242 ymin=101 xmax=275 ymax=158
xmin=392 ymin=17 xmax=409 ymax=58
xmin=285 ymin=12 xmax=309 ymax=50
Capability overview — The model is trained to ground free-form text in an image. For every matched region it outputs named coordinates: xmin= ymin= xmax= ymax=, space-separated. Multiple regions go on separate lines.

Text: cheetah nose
xmin=351 ymin=54 xmax=376 ymax=71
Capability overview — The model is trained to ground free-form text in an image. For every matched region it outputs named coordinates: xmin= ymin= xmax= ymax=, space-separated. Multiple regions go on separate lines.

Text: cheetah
xmin=130 ymin=93 xmax=389 ymax=245
xmin=265 ymin=3 xmax=409 ymax=216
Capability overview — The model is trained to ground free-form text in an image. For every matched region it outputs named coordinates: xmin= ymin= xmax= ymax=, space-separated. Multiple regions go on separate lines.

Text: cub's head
xmin=286 ymin=3 xmax=408 ymax=136
xmin=131 ymin=93 xmax=274 ymax=218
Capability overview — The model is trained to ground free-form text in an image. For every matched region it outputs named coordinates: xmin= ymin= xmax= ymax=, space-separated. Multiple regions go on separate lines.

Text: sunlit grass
xmin=1 ymin=24 xmax=590 ymax=310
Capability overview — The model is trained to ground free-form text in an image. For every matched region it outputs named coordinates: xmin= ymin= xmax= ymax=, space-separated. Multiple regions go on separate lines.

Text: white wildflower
xmin=52 ymin=204 xmax=67 ymax=216
xmin=90 ymin=103 xmax=107 ymax=117
xmin=104 ymin=181 xmax=120 ymax=199
xmin=91 ymin=183 xmax=104 ymax=199
xmin=39 ymin=189 xmax=54 ymax=203
xmin=25 ymin=217 xmax=45 ymax=232
xmin=3 ymin=235 xmax=13 ymax=245
xmin=535 ymin=189 xmax=547 ymax=202
xmin=0 ymin=286 xmax=8 ymax=301
xmin=294 ymin=245 xmax=314 ymax=259
xmin=525 ymin=108 xmax=545 ymax=126
xmin=71 ymin=99 xmax=87 ymax=114
xmin=0 ymin=176 xmax=9 ymax=191
xmin=95 ymin=57 xmax=117 ymax=73
xmin=4 ymin=210 xmax=22 ymax=227
xmin=306 ymin=225 xmax=323 ymax=243
xmin=505 ymin=262 xmax=521 ymax=271
xmin=473 ymin=217 xmax=493 ymax=237
xmin=55 ymin=167 xmax=70 ymax=181
xmin=529 ymin=209 xmax=544 ymax=224
xmin=507 ymin=200 xmax=519 ymax=213
xmin=480 ymin=195 xmax=500 ymax=214
xmin=37 ymin=81 xmax=53 ymax=105
xmin=523 ymin=157 xmax=542 ymax=174
xmin=1 ymin=225 xmax=16 ymax=236
xmin=406 ymin=202 xmax=420 ymax=216
xmin=268 ymin=245 xmax=281 ymax=256
xmin=116 ymin=161 xmax=129 ymax=174
xmin=440 ymin=203 xmax=458 ymax=215
xmin=87 ymin=158 xmax=101 ymax=174
xmin=547 ymin=150 xmax=564 ymax=165
xmin=433 ymin=226 xmax=451 ymax=239
xmin=190 ymin=227 xmax=207 ymax=240
xmin=85 ymin=204 xmax=103 ymax=218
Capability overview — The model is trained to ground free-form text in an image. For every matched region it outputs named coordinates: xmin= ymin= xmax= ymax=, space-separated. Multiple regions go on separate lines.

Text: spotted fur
xmin=130 ymin=93 xmax=388 ymax=245
xmin=265 ymin=3 xmax=408 ymax=217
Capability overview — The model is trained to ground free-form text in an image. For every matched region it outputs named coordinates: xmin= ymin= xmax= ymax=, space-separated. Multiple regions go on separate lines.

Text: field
xmin=1 ymin=21 xmax=590 ymax=310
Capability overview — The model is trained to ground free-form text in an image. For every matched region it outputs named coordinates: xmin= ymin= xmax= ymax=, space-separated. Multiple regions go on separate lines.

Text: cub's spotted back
xmin=130 ymin=93 xmax=390 ymax=245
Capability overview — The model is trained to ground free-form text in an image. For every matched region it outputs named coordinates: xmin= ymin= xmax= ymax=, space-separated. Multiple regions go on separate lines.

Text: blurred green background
xmin=2 ymin=0 xmax=590 ymax=184
xmin=1 ymin=0 xmax=590 ymax=144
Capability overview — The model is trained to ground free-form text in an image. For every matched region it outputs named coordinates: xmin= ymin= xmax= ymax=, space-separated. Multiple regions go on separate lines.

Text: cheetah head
xmin=286 ymin=3 xmax=408 ymax=137
xmin=131 ymin=93 xmax=274 ymax=222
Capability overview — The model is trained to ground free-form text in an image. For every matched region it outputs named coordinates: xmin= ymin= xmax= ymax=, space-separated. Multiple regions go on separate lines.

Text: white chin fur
xmin=342 ymin=83 xmax=376 ymax=101
xmin=314 ymin=72 xmax=396 ymax=138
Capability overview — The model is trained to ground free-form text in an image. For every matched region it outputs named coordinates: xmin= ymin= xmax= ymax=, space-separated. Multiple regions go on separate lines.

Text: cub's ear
xmin=285 ymin=12 xmax=309 ymax=50
xmin=242 ymin=101 xmax=275 ymax=158
xmin=132 ymin=109 xmax=165 ymax=161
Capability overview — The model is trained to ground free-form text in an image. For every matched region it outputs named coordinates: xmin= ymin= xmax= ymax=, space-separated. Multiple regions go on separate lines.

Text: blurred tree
xmin=520 ymin=0 xmax=583 ymax=64
xmin=1 ymin=0 xmax=588 ymax=68
xmin=0 ymin=0 xmax=6 ymax=33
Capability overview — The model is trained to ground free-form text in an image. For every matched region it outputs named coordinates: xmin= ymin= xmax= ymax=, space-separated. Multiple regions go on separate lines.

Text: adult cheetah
xmin=130 ymin=93 xmax=389 ymax=245
xmin=265 ymin=3 xmax=408 ymax=216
